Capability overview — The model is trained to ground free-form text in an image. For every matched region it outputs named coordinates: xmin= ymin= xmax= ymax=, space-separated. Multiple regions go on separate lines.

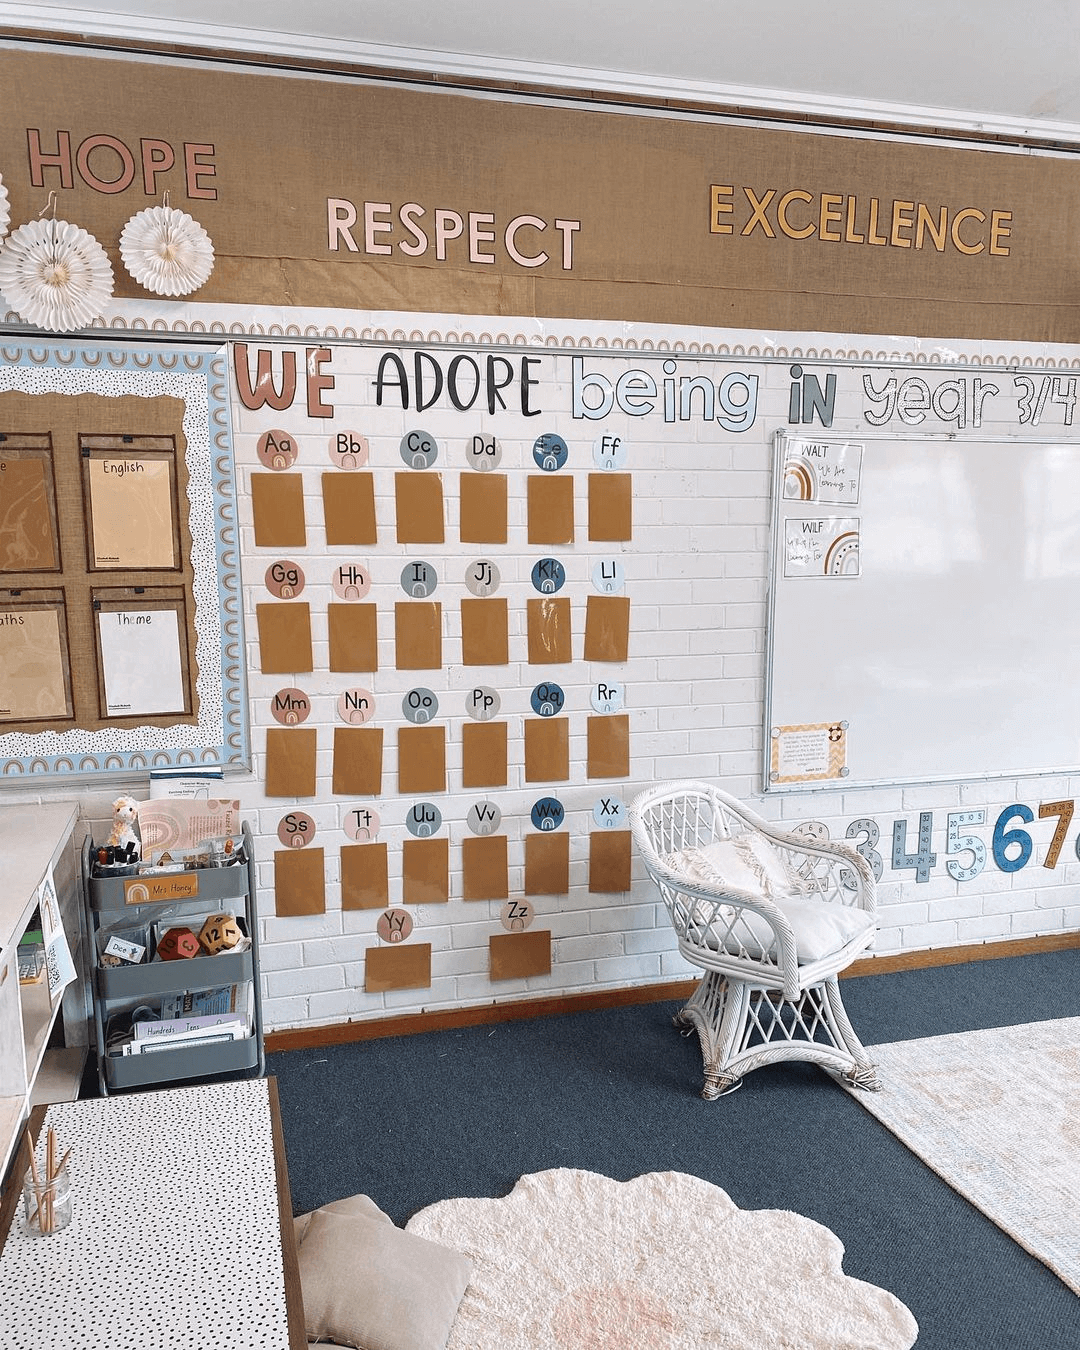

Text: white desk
xmin=0 ymin=1078 xmax=305 ymax=1349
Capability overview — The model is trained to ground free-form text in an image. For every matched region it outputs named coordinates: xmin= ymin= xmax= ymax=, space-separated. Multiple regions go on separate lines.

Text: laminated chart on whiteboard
xmin=765 ymin=429 xmax=1080 ymax=791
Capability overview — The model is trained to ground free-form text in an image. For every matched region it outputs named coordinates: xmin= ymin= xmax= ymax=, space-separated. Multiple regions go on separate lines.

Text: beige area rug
xmin=406 ymin=1168 xmax=918 ymax=1349
xmin=847 ymin=1017 xmax=1080 ymax=1295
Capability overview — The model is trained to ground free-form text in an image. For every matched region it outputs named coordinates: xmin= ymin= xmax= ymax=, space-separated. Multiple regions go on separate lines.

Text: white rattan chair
xmin=629 ymin=781 xmax=880 ymax=1100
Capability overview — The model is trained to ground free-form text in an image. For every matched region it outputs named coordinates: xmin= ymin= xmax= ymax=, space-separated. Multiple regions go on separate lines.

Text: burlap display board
xmin=3 ymin=47 xmax=1076 ymax=341
xmin=0 ymin=390 xmax=197 ymax=734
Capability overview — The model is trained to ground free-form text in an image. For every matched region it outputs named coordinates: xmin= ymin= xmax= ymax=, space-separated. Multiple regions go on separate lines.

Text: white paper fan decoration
xmin=120 ymin=203 xmax=214 ymax=296
xmin=0 ymin=217 xmax=114 ymax=331
xmin=0 ymin=173 xmax=10 ymax=243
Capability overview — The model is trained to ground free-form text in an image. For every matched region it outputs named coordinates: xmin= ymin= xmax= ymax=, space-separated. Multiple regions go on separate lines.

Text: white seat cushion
xmin=706 ymin=894 xmax=874 ymax=964
xmin=665 ymin=834 xmax=811 ymax=900
xmin=664 ymin=831 xmax=873 ymax=963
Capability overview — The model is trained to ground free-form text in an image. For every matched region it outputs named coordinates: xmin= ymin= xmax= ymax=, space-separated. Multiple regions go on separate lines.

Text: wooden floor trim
xmin=265 ymin=931 xmax=1079 ymax=1054
xmin=842 ymin=929 xmax=1080 ymax=978
xmin=266 ymin=980 xmax=697 ymax=1053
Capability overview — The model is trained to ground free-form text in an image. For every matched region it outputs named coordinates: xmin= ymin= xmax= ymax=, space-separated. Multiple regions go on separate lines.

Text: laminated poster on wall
xmin=97 ymin=607 xmax=186 ymax=716
xmin=85 ymin=452 xmax=178 ymax=569
xmin=0 ymin=445 xmax=60 ymax=570
xmin=0 ymin=604 xmax=71 ymax=721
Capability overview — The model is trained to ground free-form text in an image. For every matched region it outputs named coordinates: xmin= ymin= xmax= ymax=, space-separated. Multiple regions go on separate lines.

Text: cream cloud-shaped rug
xmin=406 ymin=1168 xmax=918 ymax=1349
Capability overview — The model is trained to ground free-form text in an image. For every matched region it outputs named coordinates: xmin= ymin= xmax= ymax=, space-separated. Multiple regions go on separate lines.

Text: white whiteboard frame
xmin=764 ymin=424 xmax=1080 ymax=793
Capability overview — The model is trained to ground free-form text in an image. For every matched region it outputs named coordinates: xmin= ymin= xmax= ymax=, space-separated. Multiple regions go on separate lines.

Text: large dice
xmin=198 ymin=912 xmax=243 ymax=955
xmin=157 ymin=927 xmax=201 ymax=961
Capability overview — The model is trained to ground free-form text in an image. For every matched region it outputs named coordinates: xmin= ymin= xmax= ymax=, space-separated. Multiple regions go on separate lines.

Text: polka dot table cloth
xmin=0 ymin=1078 xmax=292 ymax=1350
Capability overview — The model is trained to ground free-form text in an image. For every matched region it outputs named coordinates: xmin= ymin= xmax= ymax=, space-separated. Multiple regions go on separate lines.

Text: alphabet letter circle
xmin=533 ymin=432 xmax=568 ymax=471
xmin=329 ymin=430 xmax=369 ymax=469
xmin=265 ymin=560 xmax=305 ymax=598
xmin=377 ymin=909 xmax=413 ymax=943
xmin=500 ymin=899 xmax=535 ymax=932
xmin=271 ymin=688 xmax=311 ymax=725
xmin=400 ymin=429 xmax=438 ymax=468
xmin=277 ymin=812 xmax=315 ymax=848
xmin=257 ymin=429 xmax=298 ymax=470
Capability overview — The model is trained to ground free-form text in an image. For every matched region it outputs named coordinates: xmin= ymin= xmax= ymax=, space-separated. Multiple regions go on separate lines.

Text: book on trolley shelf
xmin=125 ymin=1011 xmax=248 ymax=1053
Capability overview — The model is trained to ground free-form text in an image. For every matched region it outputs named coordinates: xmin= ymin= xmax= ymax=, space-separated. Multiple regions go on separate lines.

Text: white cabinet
xmin=0 ymin=803 xmax=87 ymax=1187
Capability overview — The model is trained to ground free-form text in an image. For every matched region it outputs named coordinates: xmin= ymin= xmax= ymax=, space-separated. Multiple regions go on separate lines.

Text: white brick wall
xmin=5 ymin=315 xmax=1079 ymax=1036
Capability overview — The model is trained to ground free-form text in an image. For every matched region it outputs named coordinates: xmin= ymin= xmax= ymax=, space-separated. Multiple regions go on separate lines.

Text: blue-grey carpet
xmin=269 ymin=949 xmax=1080 ymax=1350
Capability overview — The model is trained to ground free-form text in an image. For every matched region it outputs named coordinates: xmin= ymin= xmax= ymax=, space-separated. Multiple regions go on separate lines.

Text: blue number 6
xmin=992 ymin=804 xmax=1034 ymax=873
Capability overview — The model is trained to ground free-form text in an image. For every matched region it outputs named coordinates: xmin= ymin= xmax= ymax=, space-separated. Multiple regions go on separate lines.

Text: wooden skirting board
xmin=265 ymin=931 xmax=1080 ymax=1054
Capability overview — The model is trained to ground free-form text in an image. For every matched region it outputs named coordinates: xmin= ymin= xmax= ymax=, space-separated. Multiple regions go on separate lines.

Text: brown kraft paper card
xmin=395 ymin=473 xmax=445 ymax=543
xmin=340 ymin=842 xmax=390 ymax=910
xmin=328 ymin=603 xmax=378 ymax=672
xmin=584 ymin=594 xmax=630 ymax=662
xmin=461 ymin=596 xmax=509 ymax=665
xmin=256 ymin=602 xmax=313 ymax=674
xmin=366 ymin=943 xmax=432 ymax=992
xmin=274 ymin=846 xmax=326 ymax=916
xmin=398 ymin=724 xmax=447 ymax=794
xmin=490 ymin=930 xmax=552 ymax=981
xmin=251 ymin=473 xmax=306 ymax=548
xmin=527 ymin=475 xmax=574 ymax=544
xmin=525 ymin=831 xmax=570 ymax=895
xmin=462 ymin=720 xmax=508 ymax=788
xmin=527 ymin=596 xmax=572 ymax=664
xmin=588 ymin=472 xmax=633 ymax=541
xmin=332 ymin=726 xmax=384 ymax=795
xmin=402 ymin=837 xmax=450 ymax=904
xmin=463 ymin=834 xmax=509 ymax=900
xmin=459 ymin=473 xmax=508 ymax=543
xmin=323 ymin=472 xmax=376 ymax=545
xmin=265 ymin=727 xmax=317 ymax=797
xmin=395 ymin=601 xmax=442 ymax=669
xmin=587 ymin=713 xmax=631 ymax=778
xmin=589 ymin=830 xmax=633 ymax=893
xmin=524 ymin=717 xmax=569 ymax=782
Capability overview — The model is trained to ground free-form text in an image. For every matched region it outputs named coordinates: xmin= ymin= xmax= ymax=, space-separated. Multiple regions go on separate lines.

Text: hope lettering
xmin=27 ymin=129 xmax=217 ymax=198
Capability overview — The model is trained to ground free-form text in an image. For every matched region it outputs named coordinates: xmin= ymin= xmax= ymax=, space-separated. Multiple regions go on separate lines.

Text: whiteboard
xmin=765 ymin=430 xmax=1080 ymax=791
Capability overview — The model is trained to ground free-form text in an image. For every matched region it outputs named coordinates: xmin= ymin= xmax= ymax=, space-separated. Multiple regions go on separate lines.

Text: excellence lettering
xmin=327 ymin=199 xmax=580 ymax=271
xmin=710 ymin=185 xmax=1011 ymax=256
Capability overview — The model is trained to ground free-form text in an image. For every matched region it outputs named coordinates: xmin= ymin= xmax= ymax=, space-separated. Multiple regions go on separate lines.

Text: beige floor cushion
xmin=295 ymin=1197 xmax=472 ymax=1350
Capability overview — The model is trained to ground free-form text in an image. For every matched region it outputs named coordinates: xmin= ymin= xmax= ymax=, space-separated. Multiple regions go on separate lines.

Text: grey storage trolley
xmin=82 ymin=823 xmax=265 ymax=1095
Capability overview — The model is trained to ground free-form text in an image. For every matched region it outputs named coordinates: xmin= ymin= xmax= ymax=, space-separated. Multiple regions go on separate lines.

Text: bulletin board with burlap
xmin=3 ymin=44 xmax=1080 ymax=345
xmin=0 ymin=339 xmax=249 ymax=776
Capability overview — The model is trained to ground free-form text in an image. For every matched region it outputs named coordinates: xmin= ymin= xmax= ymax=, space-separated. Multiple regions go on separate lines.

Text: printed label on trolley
xmin=123 ymin=873 xmax=200 ymax=905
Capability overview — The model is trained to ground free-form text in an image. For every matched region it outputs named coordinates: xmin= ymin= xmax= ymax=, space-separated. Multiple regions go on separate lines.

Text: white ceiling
xmin=4 ymin=1 xmax=1080 ymax=142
